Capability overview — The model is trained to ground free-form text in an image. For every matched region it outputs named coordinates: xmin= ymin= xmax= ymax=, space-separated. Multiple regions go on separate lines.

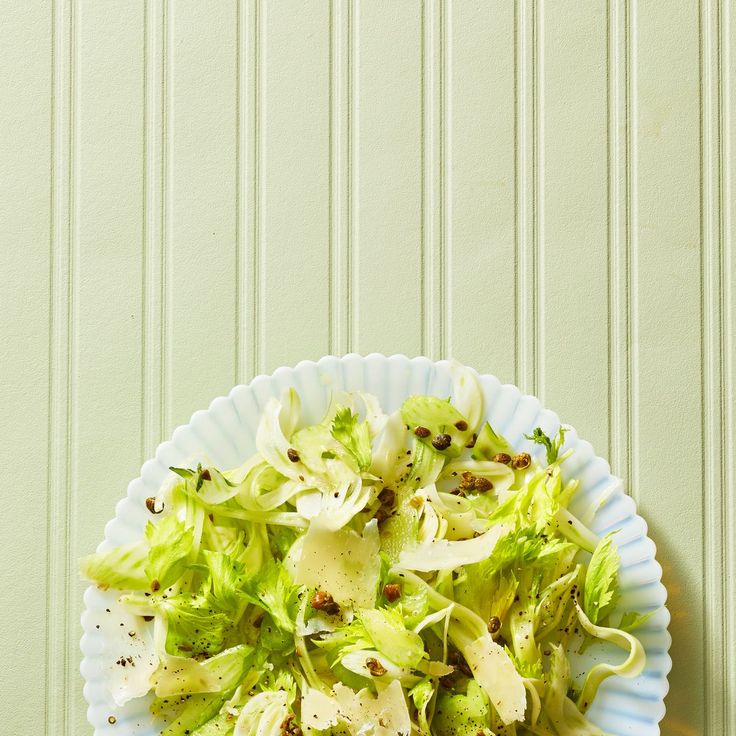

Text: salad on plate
xmin=81 ymin=364 xmax=651 ymax=735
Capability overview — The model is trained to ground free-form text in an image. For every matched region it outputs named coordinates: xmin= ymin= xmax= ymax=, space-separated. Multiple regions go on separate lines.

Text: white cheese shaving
xmin=153 ymin=654 xmax=222 ymax=698
xmin=464 ymin=633 xmax=527 ymax=724
xmin=398 ymin=524 xmax=507 ymax=572
xmin=295 ymin=517 xmax=380 ymax=608
xmin=98 ymin=596 xmax=158 ymax=706
xmin=301 ymin=680 xmax=411 ymax=736
xmin=234 ymin=690 xmax=289 ymax=736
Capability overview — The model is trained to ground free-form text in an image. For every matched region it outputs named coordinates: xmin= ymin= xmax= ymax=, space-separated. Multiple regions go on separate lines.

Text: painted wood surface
xmin=0 ymin=1 xmax=733 ymax=733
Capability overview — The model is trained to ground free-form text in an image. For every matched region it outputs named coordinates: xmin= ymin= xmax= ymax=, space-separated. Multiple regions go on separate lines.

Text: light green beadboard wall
xmin=0 ymin=0 xmax=733 ymax=734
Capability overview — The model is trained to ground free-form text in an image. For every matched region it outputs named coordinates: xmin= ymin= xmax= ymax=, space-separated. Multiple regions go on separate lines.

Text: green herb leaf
xmin=619 ymin=609 xmax=656 ymax=632
xmin=524 ymin=426 xmax=568 ymax=465
xmin=330 ymin=406 xmax=373 ymax=471
xmin=144 ymin=514 xmax=195 ymax=589
xmin=169 ymin=466 xmax=195 ymax=479
xmin=584 ymin=533 xmax=620 ymax=625
xmin=471 ymin=421 xmax=515 ymax=461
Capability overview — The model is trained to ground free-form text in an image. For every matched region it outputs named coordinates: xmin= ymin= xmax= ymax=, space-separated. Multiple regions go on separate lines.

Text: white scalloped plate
xmin=81 ymin=354 xmax=671 ymax=735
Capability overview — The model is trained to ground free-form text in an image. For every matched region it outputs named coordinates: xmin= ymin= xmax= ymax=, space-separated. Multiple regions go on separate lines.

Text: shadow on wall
xmin=646 ymin=516 xmax=705 ymax=736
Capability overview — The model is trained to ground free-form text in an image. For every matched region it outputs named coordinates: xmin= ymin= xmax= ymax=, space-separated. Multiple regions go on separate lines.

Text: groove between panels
xmin=440 ymin=3 xmax=454 ymax=358
xmin=44 ymin=2 xmax=57 ymax=730
xmin=607 ymin=0 xmax=636 ymax=501
xmin=238 ymin=0 xmax=259 ymax=380
xmin=721 ymin=0 xmax=735 ymax=728
xmin=628 ymin=0 xmax=640 ymax=505
xmin=236 ymin=0 xmax=260 ymax=380
xmin=533 ymin=0 xmax=544 ymax=402
xmin=328 ymin=0 xmax=335 ymax=355
xmin=420 ymin=0 xmax=428 ymax=357
xmin=163 ymin=0 xmax=173 ymax=434
xmin=348 ymin=0 xmax=358 ymax=353
xmin=253 ymin=0 xmax=265 ymax=375
xmin=235 ymin=0 xmax=243 ymax=382
xmin=46 ymin=1 xmax=75 ymax=733
xmin=142 ymin=0 xmax=166 ymax=461
xmin=141 ymin=1 xmax=148 ymax=458
xmin=515 ymin=0 xmax=538 ymax=396
xmin=606 ymin=0 xmax=619 ymax=478
xmin=439 ymin=0 xmax=448 ymax=359
xmin=67 ymin=2 xmax=81 ymax=727
xmin=700 ymin=0 xmax=729 ymax=731
xmin=513 ymin=0 xmax=519 ymax=385
xmin=328 ymin=0 xmax=353 ymax=356
xmin=421 ymin=0 xmax=448 ymax=360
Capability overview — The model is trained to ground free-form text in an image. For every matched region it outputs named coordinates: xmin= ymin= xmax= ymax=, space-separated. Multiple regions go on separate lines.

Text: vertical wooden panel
xmin=541 ymin=0 xmax=610 ymax=455
xmin=634 ymin=1 xmax=705 ymax=732
xmin=516 ymin=0 xmax=537 ymax=396
xmin=701 ymin=0 xmax=733 ymax=733
xmin=422 ymin=0 xmax=447 ymax=360
xmin=724 ymin=2 xmax=736 ymax=731
xmin=142 ymin=0 xmax=167 ymax=459
xmin=354 ymin=1 xmax=423 ymax=356
xmin=167 ymin=0 xmax=238 ymax=427
xmin=0 ymin=3 xmax=52 ymax=733
xmin=238 ymin=0 xmax=257 ymax=378
xmin=447 ymin=1 xmax=516 ymax=381
xmin=260 ymin=0 xmax=331 ymax=371
xmin=47 ymin=0 xmax=74 ymax=733
xmin=72 ymin=2 xmax=146 ymax=731
xmin=607 ymin=0 xmax=633 ymax=488
xmin=328 ymin=0 xmax=353 ymax=356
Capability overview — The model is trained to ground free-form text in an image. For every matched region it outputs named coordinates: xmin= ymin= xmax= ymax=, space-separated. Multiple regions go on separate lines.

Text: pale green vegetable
xmin=233 ymin=690 xmax=290 ymax=736
xmin=398 ymin=524 xmax=508 ymax=572
xmin=79 ymin=542 xmax=150 ymax=591
xmin=471 ymin=420 xmax=515 ymax=461
xmin=153 ymin=645 xmax=252 ymax=698
xmin=201 ymin=550 xmax=249 ymax=613
xmin=158 ymin=593 xmax=233 ymax=657
xmin=409 ymin=677 xmax=435 ymax=735
xmin=400 ymin=395 xmax=473 ymax=457
xmin=331 ymin=405 xmax=373 ymax=471
xmin=574 ymin=602 xmax=646 ymax=712
xmin=189 ymin=713 xmax=233 ymax=736
xmin=358 ymin=607 xmax=426 ymax=668
xmin=433 ymin=679 xmax=493 ymax=736
xmin=584 ymin=533 xmax=620 ymax=624
xmin=618 ymin=609 xmax=657 ymax=632
xmin=81 ymin=368 xmax=650 ymax=735
xmin=80 ymin=514 xmax=196 ymax=592
xmin=239 ymin=558 xmax=300 ymax=633
xmin=539 ymin=645 xmax=607 ymax=735
xmin=524 ymin=426 xmax=569 ymax=465
xmin=154 ymin=646 xmax=253 ymax=736
xmin=391 ymin=568 xmax=527 ymax=725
